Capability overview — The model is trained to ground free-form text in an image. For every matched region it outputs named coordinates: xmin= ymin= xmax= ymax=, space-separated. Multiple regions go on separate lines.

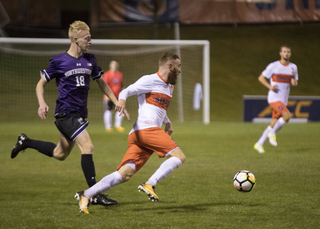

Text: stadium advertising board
xmin=243 ymin=95 xmax=320 ymax=122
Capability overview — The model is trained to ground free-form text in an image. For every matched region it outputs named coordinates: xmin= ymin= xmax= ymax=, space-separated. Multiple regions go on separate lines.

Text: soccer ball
xmin=233 ymin=170 xmax=256 ymax=192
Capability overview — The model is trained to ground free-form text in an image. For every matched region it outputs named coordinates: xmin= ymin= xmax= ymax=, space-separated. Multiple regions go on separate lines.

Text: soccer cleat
xmin=106 ymin=128 xmax=114 ymax=133
xmin=90 ymin=194 xmax=118 ymax=206
xmin=138 ymin=183 xmax=159 ymax=201
xmin=116 ymin=126 xmax=125 ymax=132
xmin=11 ymin=134 xmax=29 ymax=159
xmin=267 ymin=133 xmax=278 ymax=147
xmin=254 ymin=143 xmax=265 ymax=154
xmin=75 ymin=191 xmax=90 ymax=214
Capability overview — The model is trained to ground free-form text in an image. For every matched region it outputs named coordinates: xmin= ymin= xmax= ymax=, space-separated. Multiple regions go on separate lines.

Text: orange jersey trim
xmin=272 ymin=74 xmax=293 ymax=83
xmin=156 ymin=72 xmax=168 ymax=84
xmin=146 ymin=92 xmax=171 ymax=110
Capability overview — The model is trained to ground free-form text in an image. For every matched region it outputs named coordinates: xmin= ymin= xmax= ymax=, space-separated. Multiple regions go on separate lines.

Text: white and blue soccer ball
xmin=233 ymin=170 xmax=256 ymax=192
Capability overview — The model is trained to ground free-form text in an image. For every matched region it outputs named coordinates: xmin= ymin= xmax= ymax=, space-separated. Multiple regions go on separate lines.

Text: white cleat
xmin=267 ymin=133 xmax=278 ymax=147
xmin=254 ymin=143 xmax=265 ymax=154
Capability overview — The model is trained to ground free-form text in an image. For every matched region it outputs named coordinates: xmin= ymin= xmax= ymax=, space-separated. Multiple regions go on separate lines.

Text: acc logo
xmin=258 ymin=100 xmax=312 ymax=118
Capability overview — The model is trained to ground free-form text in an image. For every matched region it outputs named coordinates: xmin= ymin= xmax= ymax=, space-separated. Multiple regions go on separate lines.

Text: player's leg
xmin=135 ymin=128 xmax=184 ymax=201
xmin=115 ymin=110 xmax=125 ymax=132
xmin=75 ymin=130 xmax=96 ymax=187
xmin=76 ymin=143 xmax=143 ymax=213
xmin=271 ymin=110 xmax=291 ymax=133
xmin=75 ymin=129 xmax=118 ymax=206
xmin=268 ymin=102 xmax=290 ymax=146
xmin=254 ymin=124 xmax=272 ymax=153
xmin=83 ymin=165 xmax=134 ymax=200
xmin=52 ymin=134 xmax=75 ymax=160
xmin=76 ymin=167 xmax=124 ymax=214
xmin=104 ymin=100 xmax=113 ymax=132
xmin=11 ymin=134 xmax=59 ymax=159
xmin=143 ymin=148 xmax=185 ymax=191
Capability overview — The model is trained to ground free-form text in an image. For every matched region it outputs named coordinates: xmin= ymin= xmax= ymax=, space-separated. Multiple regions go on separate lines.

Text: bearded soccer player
xmin=11 ymin=21 xmax=129 ymax=206
xmin=75 ymin=52 xmax=186 ymax=214
xmin=254 ymin=45 xmax=298 ymax=153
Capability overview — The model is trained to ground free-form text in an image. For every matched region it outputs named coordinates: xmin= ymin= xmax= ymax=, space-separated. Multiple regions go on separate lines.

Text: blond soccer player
xmin=254 ymin=45 xmax=298 ymax=153
xmin=75 ymin=52 xmax=186 ymax=214
xmin=11 ymin=20 xmax=129 ymax=206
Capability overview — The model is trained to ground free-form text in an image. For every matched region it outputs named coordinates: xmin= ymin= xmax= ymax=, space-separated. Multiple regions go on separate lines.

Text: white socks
xmin=257 ymin=126 xmax=272 ymax=146
xmin=84 ymin=171 xmax=123 ymax=198
xmin=115 ymin=111 xmax=123 ymax=128
xmin=271 ymin=117 xmax=286 ymax=134
xmin=257 ymin=118 xmax=287 ymax=146
xmin=146 ymin=157 xmax=182 ymax=187
xmin=83 ymin=157 xmax=183 ymax=198
xmin=103 ymin=110 xmax=112 ymax=129
xmin=104 ymin=110 xmax=123 ymax=129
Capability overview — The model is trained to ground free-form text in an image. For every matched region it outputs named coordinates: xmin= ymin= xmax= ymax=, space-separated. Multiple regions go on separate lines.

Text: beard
xmin=167 ymin=68 xmax=179 ymax=85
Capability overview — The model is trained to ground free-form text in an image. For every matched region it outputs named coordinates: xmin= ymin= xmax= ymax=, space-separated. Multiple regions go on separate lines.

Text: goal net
xmin=0 ymin=38 xmax=210 ymax=124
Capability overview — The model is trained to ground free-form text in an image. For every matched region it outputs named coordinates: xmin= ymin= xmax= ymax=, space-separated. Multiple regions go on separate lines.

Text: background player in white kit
xmin=75 ymin=52 xmax=186 ymax=214
xmin=254 ymin=45 xmax=298 ymax=153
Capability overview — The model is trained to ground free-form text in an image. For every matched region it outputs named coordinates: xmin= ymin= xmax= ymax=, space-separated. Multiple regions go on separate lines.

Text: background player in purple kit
xmin=10 ymin=21 xmax=129 ymax=206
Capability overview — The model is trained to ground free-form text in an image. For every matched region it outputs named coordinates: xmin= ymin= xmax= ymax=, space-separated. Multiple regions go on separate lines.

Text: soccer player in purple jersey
xmin=11 ymin=21 xmax=130 ymax=207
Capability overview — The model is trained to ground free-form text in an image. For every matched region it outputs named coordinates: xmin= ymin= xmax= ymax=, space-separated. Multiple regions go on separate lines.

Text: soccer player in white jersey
xmin=254 ymin=45 xmax=298 ymax=153
xmin=75 ymin=52 xmax=186 ymax=214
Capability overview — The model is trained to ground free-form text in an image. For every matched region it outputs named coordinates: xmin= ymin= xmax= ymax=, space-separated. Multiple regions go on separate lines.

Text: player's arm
xmin=97 ymin=78 xmax=130 ymax=121
xmin=258 ymin=74 xmax=278 ymax=92
xmin=96 ymin=78 xmax=118 ymax=104
xmin=291 ymin=78 xmax=298 ymax=86
xmin=163 ymin=115 xmax=173 ymax=136
xmin=117 ymin=75 xmax=152 ymax=119
xmin=36 ymin=77 xmax=49 ymax=119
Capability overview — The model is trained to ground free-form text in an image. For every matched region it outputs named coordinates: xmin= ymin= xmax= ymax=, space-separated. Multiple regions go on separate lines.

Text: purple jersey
xmin=41 ymin=52 xmax=103 ymax=118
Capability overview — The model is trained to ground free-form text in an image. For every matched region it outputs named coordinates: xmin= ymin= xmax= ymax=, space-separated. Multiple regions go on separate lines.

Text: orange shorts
xmin=117 ymin=127 xmax=179 ymax=172
xmin=269 ymin=101 xmax=289 ymax=119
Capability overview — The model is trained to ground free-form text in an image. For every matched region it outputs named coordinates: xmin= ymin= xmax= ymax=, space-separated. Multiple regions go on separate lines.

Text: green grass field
xmin=1 ymin=122 xmax=319 ymax=229
xmin=1 ymin=22 xmax=320 ymax=228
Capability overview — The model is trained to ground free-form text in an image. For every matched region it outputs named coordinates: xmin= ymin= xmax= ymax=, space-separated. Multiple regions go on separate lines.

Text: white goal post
xmin=0 ymin=38 xmax=210 ymax=124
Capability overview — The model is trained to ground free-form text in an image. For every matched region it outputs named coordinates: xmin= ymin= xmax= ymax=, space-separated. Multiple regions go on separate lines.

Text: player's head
xmin=279 ymin=44 xmax=291 ymax=62
xmin=159 ymin=52 xmax=181 ymax=85
xmin=109 ymin=60 xmax=119 ymax=72
xmin=68 ymin=21 xmax=91 ymax=52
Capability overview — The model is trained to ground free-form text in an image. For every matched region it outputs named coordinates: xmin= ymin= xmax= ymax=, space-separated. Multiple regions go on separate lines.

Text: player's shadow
xmin=130 ymin=202 xmax=264 ymax=213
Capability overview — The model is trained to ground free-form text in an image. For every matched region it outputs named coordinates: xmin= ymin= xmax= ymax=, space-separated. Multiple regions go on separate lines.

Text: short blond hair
xmin=68 ymin=21 xmax=90 ymax=41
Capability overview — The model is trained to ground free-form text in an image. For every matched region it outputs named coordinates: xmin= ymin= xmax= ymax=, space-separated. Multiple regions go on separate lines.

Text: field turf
xmin=1 ymin=122 xmax=319 ymax=229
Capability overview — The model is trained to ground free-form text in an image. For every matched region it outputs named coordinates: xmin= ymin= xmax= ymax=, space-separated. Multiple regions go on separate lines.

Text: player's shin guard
xmin=272 ymin=117 xmax=286 ymax=133
xmin=146 ymin=157 xmax=182 ymax=187
xmin=81 ymin=154 xmax=96 ymax=187
xmin=27 ymin=139 xmax=55 ymax=157
xmin=84 ymin=171 xmax=123 ymax=199
xmin=257 ymin=126 xmax=272 ymax=146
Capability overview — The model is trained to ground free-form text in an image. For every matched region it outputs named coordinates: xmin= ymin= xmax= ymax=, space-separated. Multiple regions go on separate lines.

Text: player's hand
xmin=271 ymin=85 xmax=279 ymax=92
xmin=165 ymin=122 xmax=173 ymax=136
xmin=122 ymin=109 xmax=131 ymax=122
xmin=116 ymin=99 xmax=131 ymax=122
xmin=38 ymin=104 xmax=49 ymax=119
xmin=291 ymin=78 xmax=298 ymax=86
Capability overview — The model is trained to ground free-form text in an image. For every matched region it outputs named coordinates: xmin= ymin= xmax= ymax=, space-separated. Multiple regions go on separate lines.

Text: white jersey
xmin=119 ymin=72 xmax=174 ymax=134
xmin=262 ymin=60 xmax=298 ymax=105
